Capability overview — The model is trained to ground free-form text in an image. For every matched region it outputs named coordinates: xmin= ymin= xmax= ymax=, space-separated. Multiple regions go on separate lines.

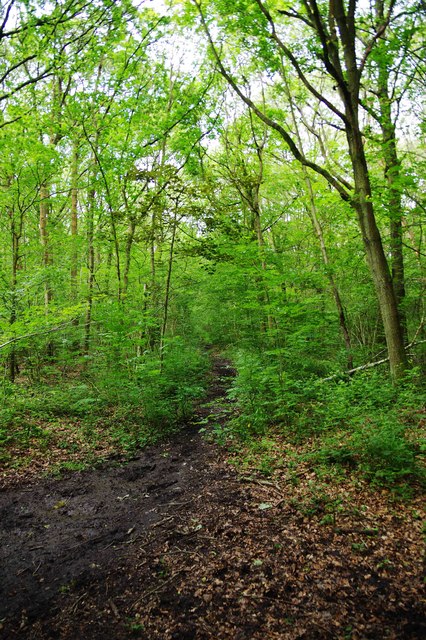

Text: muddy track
xmin=0 ymin=357 xmax=235 ymax=636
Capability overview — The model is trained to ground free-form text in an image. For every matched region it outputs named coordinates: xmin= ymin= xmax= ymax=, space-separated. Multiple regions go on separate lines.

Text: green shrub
xmin=228 ymin=347 xmax=424 ymax=485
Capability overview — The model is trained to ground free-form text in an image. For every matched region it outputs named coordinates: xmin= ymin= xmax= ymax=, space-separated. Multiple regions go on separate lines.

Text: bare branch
xmin=0 ymin=0 xmax=16 ymax=37
xmin=0 ymin=54 xmax=38 ymax=85
xmin=0 ymin=319 xmax=82 ymax=351
xmin=0 ymin=66 xmax=55 ymax=102
xmin=321 ymin=339 xmax=425 ymax=381
xmin=0 ymin=112 xmax=25 ymax=129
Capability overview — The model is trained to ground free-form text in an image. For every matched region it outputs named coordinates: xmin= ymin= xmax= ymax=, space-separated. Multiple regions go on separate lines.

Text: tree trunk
xmin=110 ymin=209 xmax=122 ymax=302
xmin=40 ymin=182 xmax=52 ymax=310
xmin=251 ymin=181 xmax=275 ymax=333
xmin=40 ymin=181 xmax=55 ymax=359
xmin=377 ymin=64 xmax=407 ymax=342
xmin=303 ymin=186 xmax=353 ymax=370
xmin=9 ymin=204 xmax=22 ymax=382
xmin=282 ymin=69 xmax=353 ymax=368
xmin=160 ymin=212 xmax=178 ymax=365
xmin=84 ymin=181 xmax=96 ymax=355
xmin=147 ymin=207 xmax=161 ymax=349
xmin=71 ymin=144 xmax=79 ymax=300
xmin=123 ymin=217 xmax=137 ymax=296
xmin=347 ymin=127 xmax=407 ymax=379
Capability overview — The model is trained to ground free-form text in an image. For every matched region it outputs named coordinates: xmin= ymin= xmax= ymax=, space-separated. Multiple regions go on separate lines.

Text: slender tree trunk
xmin=9 ymin=205 xmax=22 ymax=382
xmin=123 ymin=217 xmax=136 ymax=296
xmin=225 ymin=122 xmax=275 ymax=333
xmin=84 ymin=181 xmax=96 ymax=355
xmin=147 ymin=72 xmax=175 ymax=349
xmin=329 ymin=0 xmax=407 ymax=380
xmin=303 ymin=186 xmax=353 ymax=369
xmin=39 ymin=77 xmax=61 ymax=359
xmin=160 ymin=212 xmax=178 ymax=364
xmin=377 ymin=64 xmax=407 ymax=342
xmin=39 ymin=181 xmax=55 ymax=360
xmin=71 ymin=144 xmax=79 ymax=300
xmin=147 ymin=207 xmax=160 ymax=349
xmin=251 ymin=181 xmax=274 ymax=333
xmin=103 ymin=244 xmax=113 ymax=295
xmin=40 ymin=183 xmax=52 ymax=310
xmin=110 ymin=210 xmax=122 ymax=302
xmin=282 ymin=70 xmax=353 ymax=368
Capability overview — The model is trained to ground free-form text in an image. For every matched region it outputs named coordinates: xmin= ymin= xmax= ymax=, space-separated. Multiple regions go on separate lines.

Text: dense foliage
xmin=0 ymin=0 xmax=424 ymax=484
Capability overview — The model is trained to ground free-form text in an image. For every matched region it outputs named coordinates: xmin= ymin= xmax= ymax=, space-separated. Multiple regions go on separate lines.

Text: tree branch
xmin=358 ymin=0 xmax=396 ymax=76
xmin=0 ymin=319 xmax=82 ymax=351
xmin=321 ymin=340 xmax=425 ymax=381
xmin=255 ymin=0 xmax=348 ymax=124
xmin=194 ymin=1 xmax=351 ymax=203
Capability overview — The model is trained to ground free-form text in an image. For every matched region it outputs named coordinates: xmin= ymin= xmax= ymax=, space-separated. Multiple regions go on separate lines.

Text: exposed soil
xmin=1 ymin=358 xmax=425 ymax=639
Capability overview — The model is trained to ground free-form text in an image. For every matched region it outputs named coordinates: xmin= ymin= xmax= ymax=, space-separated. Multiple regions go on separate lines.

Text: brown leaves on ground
xmin=5 ymin=441 xmax=424 ymax=640
xmin=118 ymin=465 xmax=425 ymax=639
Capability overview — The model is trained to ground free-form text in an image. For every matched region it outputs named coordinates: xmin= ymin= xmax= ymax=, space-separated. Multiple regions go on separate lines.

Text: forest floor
xmin=0 ymin=358 xmax=425 ymax=640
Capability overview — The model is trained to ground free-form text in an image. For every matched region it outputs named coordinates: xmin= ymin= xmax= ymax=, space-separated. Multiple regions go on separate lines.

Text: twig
xmin=108 ymin=599 xmax=120 ymax=620
xmin=67 ymin=534 xmax=105 ymax=550
xmin=240 ymin=476 xmax=282 ymax=491
xmin=124 ymin=534 xmax=143 ymax=545
xmin=165 ymin=499 xmax=198 ymax=508
xmin=321 ymin=356 xmax=390 ymax=381
xmin=130 ymin=569 xmax=186 ymax=609
xmin=273 ymin=498 xmax=286 ymax=509
xmin=241 ymin=592 xmax=291 ymax=603
xmin=70 ymin=593 xmax=86 ymax=615
xmin=166 ymin=547 xmax=203 ymax=558
xmin=151 ymin=515 xmax=174 ymax=529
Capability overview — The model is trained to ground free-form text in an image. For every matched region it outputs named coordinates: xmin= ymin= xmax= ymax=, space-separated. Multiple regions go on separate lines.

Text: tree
xmin=193 ymin=0 xmax=417 ymax=379
xmin=0 ymin=0 xmax=135 ymax=106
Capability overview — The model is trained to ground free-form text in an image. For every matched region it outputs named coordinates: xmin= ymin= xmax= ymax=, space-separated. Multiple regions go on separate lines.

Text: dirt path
xmin=0 ymin=358 xmax=235 ymax=637
xmin=1 ymin=358 xmax=425 ymax=639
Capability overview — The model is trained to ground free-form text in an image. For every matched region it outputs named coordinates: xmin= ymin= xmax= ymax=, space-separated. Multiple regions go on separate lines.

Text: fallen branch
xmin=239 ymin=476 xmax=282 ymax=494
xmin=0 ymin=318 xmax=82 ymax=350
xmin=321 ymin=356 xmax=390 ymax=381
xmin=151 ymin=515 xmax=174 ymax=528
xmin=321 ymin=339 xmax=426 ymax=382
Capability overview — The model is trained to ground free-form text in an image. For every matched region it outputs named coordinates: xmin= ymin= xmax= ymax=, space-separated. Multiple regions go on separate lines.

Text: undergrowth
xmin=0 ymin=338 xmax=208 ymax=471
xmin=220 ymin=350 xmax=425 ymax=488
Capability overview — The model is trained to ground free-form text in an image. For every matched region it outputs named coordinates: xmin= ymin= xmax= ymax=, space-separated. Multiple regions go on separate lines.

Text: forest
xmin=0 ymin=1 xmax=425 ymax=638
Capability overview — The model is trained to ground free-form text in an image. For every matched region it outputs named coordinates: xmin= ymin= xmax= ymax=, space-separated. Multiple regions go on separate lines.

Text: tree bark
xmin=222 ymin=122 xmax=274 ymax=333
xmin=160 ymin=211 xmax=178 ymax=365
xmin=375 ymin=15 xmax=407 ymax=341
xmin=70 ymin=144 xmax=79 ymax=300
xmin=123 ymin=216 xmax=137 ymax=296
xmin=9 ymin=200 xmax=22 ymax=382
xmin=282 ymin=68 xmax=353 ymax=368
xmin=39 ymin=182 xmax=52 ymax=311
xmin=346 ymin=126 xmax=407 ymax=378
xmin=84 ymin=167 xmax=96 ymax=355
